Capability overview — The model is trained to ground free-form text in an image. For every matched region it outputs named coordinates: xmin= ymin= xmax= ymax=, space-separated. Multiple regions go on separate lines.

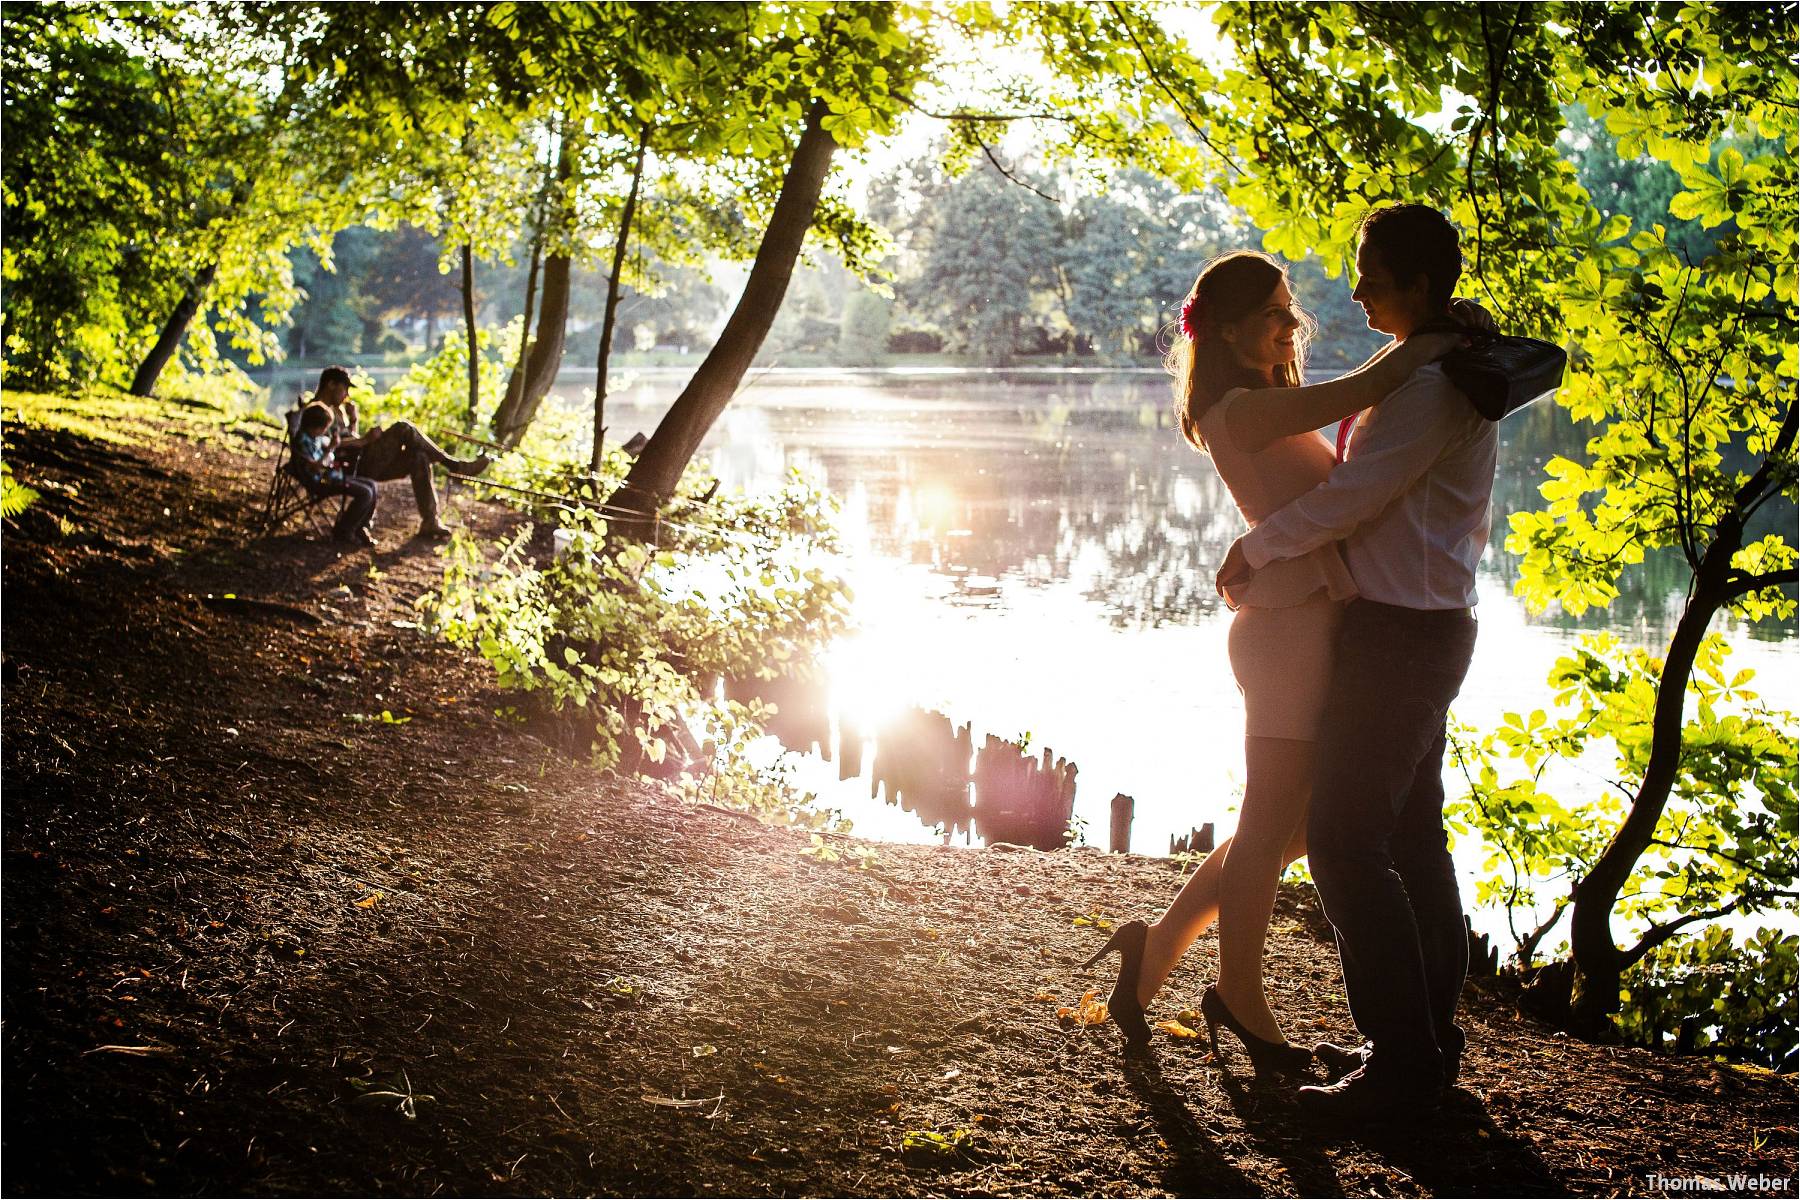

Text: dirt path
xmin=3 ymin=401 xmax=1794 ymax=1197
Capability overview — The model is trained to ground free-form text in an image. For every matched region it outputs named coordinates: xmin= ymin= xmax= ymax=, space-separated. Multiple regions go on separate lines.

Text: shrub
xmin=423 ymin=464 xmax=854 ymax=823
xmin=1618 ymin=926 xmax=1799 ymax=1070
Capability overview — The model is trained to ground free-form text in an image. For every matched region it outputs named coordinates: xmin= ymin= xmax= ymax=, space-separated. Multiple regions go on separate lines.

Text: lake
xmin=574 ymin=367 xmax=1800 ymax=858
xmin=257 ymin=362 xmax=1797 ymax=867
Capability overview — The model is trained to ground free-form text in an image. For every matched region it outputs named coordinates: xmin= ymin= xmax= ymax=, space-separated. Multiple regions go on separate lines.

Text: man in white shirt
xmin=1217 ymin=204 xmax=1498 ymax=1118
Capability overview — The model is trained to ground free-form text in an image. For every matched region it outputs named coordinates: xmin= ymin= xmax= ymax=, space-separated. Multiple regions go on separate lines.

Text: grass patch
xmin=3 ymin=384 xmax=278 ymax=451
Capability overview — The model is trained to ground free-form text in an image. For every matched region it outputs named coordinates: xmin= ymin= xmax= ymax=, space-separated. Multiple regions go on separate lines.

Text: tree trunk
xmin=460 ymin=242 xmax=479 ymax=431
xmin=1566 ymin=514 xmax=1742 ymax=1034
xmin=493 ymin=255 xmax=568 ymax=446
xmin=128 ymin=159 xmax=258 ymax=398
xmin=492 ymin=127 xmax=571 ymax=447
xmin=131 ymin=37 xmax=302 ymax=397
xmin=359 ymin=316 xmax=387 ymax=355
xmin=493 ymin=255 xmax=571 ymax=448
xmin=605 ymin=102 xmax=837 ymax=538
xmin=592 ymin=125 xmax=651 ymax=476
xmin=497 ymin=234 xmax=542 ymax=433
xmin=130 ymin=261 xmax=220 ymax=397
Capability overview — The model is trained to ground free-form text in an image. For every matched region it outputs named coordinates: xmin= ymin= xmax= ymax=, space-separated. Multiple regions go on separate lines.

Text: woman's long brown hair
xmin=1167 ymin=251 xmax=1315 ymax=451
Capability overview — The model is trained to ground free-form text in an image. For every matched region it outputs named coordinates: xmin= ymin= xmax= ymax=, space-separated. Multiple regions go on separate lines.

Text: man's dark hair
xmin=316 ymin=365 xmax=352 ymax=392
xmin=1358 ymin=204 xmax=1461 ymax=311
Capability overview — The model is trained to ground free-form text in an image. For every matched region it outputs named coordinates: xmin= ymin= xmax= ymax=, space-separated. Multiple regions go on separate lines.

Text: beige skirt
xmin=1226 ymin=590 xmax=1345 ymax=743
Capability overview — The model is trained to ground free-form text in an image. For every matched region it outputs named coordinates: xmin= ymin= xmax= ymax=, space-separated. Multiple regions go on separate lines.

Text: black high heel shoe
xmin=1200 ymin=985 xmax=1314 ymax=1075
xmin=1081 ymin=919 xmax=1152 ymax=1047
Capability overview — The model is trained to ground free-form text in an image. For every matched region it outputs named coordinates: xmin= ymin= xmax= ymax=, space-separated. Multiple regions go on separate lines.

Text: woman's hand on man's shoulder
xmin=1448 ymin=296 xmax=1498 ymax=332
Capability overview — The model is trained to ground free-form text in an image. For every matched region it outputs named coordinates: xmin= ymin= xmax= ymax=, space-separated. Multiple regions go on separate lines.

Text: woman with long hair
xmin=1082 ymin=250 xmax=1460 ymax=1072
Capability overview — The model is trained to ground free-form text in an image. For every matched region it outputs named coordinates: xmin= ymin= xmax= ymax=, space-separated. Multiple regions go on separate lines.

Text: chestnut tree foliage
xmin=1 ymin=3 xmax=362 ymax=391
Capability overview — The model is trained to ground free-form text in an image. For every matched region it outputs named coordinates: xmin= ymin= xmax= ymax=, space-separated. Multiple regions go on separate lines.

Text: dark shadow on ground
xmin=1121 ymin=1049 xmax=1265 ymax=1197
xmin=1319 ymin=1087 xmax=1570 ymax=1198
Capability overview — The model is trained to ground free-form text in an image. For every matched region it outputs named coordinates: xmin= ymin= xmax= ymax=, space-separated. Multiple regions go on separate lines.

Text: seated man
xmin=292 ymin=402 xmax=379 ymax=547
xmin=308 ymin=366 xmax=491 ymax=540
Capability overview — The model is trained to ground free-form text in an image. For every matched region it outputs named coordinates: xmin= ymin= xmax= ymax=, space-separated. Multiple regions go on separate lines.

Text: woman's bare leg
xmin=1135 ymin=834 xmax=1231 ymax=1007
xmin=1213 ymin=734 xmax=1314 ymax=1043
xmin=1135 ymin=738 xmax=1310 ymax=1017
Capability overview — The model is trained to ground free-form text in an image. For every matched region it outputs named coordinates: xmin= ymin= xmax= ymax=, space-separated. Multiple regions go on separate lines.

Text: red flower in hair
xmin=1180 ymin=293 xmax=1206 ymax=341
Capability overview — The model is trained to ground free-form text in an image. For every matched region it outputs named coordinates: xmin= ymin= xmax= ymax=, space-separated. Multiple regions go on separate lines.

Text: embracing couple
xmin=1085 ymin=203 xmax=1499 ymax=1121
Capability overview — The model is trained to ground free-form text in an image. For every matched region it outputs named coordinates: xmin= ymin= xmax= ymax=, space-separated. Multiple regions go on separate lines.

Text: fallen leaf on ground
xmin=1056 ymin=990 xmax=1109 ymax=1027
xmin=1156 ymin=1019 xmax=1201 ymax=1039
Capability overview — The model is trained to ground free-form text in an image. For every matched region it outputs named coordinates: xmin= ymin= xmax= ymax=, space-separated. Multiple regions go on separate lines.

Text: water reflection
xmin=669 ymin=370 xmax=1791 ymax=643
xmin=250 ymin=363 xmax=1794 ymax=853
xmin=256 ymin=360 xmax=1751 ymax=641
xmin=692 ymin=371 xmax=1248 ymax=631
xmin=590 ymin=368 xmax=1797 ymax=853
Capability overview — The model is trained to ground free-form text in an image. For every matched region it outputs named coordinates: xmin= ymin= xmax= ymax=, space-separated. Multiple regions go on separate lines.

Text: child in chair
xmin=294 ymin=402 xmax=379 ymax=548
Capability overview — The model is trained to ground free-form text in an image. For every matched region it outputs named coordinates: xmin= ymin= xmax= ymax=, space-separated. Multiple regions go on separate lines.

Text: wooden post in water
xmin=1109 ymin=793 xmax=1134 ymax=853
xmin=869 ymin=718 xmax=895 ymax=803
xmin=859 ymin=710 xmax=1090 ymax=850
xmin=870 ymin=707 xmax=975 ymax=835
xmin=837 ymin=719 xmax=864 ymax=781
xmin=1168 ymin=824 xmax=1216 ymax=856
xmin=945 ymin=720 xmax=974 ymax=835
xmin=971 ymin=736 xmax=1078 ymax=849
xmin=725 ymin=671 xmax=830 ymax=760
xmin=1056 ymin=756 xmax=1078 ymax=846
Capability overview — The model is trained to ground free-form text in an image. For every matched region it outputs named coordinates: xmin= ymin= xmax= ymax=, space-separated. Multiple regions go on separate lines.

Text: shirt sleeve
xmin=299 ymin=435 xmax=331 ymax=468
xmin=1242 ymin=369 xmax=1470 ymax=569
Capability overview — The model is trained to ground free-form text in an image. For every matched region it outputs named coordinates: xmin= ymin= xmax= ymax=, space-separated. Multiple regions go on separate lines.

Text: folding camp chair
xmin=253 ymin=407 xmax=344 ymax=538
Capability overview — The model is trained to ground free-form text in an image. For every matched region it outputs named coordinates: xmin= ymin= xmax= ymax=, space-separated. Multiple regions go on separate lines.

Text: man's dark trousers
xmin=346 ymin=421 xmax=443 ymax=528
xmin=1307 ymin=598 xmax=1478 ymax=1089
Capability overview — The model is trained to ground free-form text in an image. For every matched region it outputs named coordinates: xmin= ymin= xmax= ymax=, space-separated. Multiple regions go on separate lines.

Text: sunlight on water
xmin=519 ymin=367 xmax=1796 ymax=897
xmin=254 ymin=359 xmax=1793 ymax=854
xmin=579 ymin=369 xmax=1800 ymax=857
xmin=255 ymin=360 xmax=1794 ymax=938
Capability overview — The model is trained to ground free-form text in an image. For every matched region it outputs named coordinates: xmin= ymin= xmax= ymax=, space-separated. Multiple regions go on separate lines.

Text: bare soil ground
xmin=3 ymin=399 xmax=1795 ymax=1198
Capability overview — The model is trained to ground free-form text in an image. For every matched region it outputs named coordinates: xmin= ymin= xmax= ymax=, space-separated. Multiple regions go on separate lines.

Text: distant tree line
xmin=266 ymin=106 xmax=1735 ymax=378
xmin=274 ymin=224 xmax=728 ymax=365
